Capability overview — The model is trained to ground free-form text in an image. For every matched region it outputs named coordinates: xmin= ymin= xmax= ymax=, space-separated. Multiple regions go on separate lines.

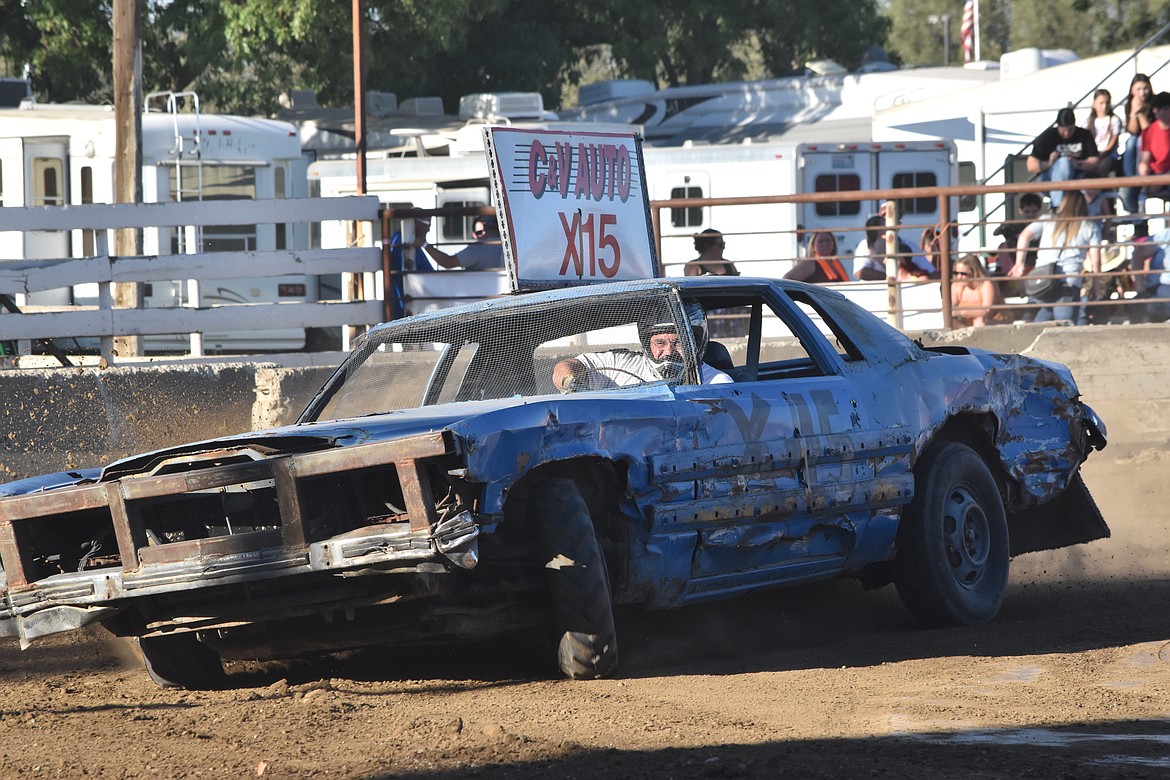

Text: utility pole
xmin=352 ymin=0 xmax=367 ymax=197
xmin=928 ymin=14 xmax=953 ymax=67
xmin=113 ymin=0 xmax=143 ymax=358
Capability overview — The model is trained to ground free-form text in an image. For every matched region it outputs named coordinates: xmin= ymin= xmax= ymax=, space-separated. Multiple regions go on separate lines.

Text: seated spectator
xmin=1120 ymin=74 xmax=1155 ymax=214
xmin=1130 ymin=227 xmax=1170 ymax=322
xmin=857 ymin=230 xmax=937 ymax=281
xmin=1027 ymin=107 xmax=1099 ymax=210
xmin=951 ymin=254 xmax=1007 ymax=327
xmin=414 ymin=216 xmax=504 ymax=270
xmin=1137 ymin=92 xmax=1170 ymax=205
xmin=684 ymin=229 xmax=740 ymax=276
xmin=784 ymin=231 xmax=850 ymax=283
xmin=992 ymin=193 xmax=1044 ymax=281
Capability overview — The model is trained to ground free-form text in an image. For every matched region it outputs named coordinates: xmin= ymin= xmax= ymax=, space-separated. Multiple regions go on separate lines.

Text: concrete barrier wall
xmin=0 ymin=322 xmax=1163 ymax=484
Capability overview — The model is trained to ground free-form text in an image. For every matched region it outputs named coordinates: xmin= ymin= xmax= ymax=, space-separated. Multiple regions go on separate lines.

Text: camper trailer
xmin=0 ymin=94 xmax=312 ymax=352
xmin=310 ymin=137 xmax=958 ymax=277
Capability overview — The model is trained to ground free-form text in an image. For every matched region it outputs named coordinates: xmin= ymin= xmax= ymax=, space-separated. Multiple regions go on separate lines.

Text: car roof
xmin=368 ymin=276 xmax=841 ymax=337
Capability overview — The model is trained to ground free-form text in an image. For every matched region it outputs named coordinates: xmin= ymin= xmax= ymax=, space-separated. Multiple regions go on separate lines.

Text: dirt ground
xmin=1 ymin=450 xmax=1168 ymax=780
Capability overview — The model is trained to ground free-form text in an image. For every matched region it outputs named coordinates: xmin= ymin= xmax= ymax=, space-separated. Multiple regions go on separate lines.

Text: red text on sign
xmin=529 ymin=141 xmax=633 ymax=203
xmin=559 ymin=211 xmax=621 ymax=279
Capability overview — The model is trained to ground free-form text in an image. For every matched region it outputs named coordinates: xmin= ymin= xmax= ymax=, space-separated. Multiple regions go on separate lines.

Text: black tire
xmin=137 ymin=634 xmax=227 ymax=690
xmin=530 ymin=478 xmax=619 ymax=679
xmin=894 ymin=442 xmax=1010 ymax=627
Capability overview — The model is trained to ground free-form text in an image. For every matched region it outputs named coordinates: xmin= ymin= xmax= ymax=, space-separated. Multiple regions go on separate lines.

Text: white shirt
xmin=576 ymin=349 xmax=733 ymax=388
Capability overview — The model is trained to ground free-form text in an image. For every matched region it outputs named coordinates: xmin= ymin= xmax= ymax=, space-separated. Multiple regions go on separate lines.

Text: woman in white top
xmin=1009 ymin=194 xmax=1101 ymax=325
xmin=1086 ymin=88 xmax=1122 ymax=177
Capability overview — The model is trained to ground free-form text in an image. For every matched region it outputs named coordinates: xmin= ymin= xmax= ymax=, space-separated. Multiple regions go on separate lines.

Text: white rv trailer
xmin=873 ymin=44 xmax=1170 ymax=247
xmin=0 ymin=97 xmax=312 ymax=352
xmin=558 ymin=64 xmax=1001 ymax=147
xmin=309 ymin=136 xmax=957 ymax=330
xmin=311 ymin=136 xmax=956 ymax=277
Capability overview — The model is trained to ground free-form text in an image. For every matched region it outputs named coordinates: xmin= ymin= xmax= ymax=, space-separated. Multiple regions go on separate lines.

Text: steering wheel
xmin=562 ymin=365 xmax=655 ymax=392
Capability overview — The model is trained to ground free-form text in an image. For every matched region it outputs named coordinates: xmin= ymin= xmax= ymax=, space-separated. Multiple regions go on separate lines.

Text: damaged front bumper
xmin=0 ymin=431 xmax=479 ymax=646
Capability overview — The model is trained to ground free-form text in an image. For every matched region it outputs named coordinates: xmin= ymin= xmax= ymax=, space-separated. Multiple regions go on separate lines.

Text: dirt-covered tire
xmin=137 ymin=634 xmax=227 ymax=690
xmin=894 ymin=442 xmax=1010 ymax=627
xmin=530 ymin=478 xmax=619 ymax=679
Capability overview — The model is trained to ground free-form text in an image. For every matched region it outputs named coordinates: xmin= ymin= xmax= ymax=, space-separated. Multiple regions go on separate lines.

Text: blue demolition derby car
xmin=0 ymin=277 xmax=1108 ymax=688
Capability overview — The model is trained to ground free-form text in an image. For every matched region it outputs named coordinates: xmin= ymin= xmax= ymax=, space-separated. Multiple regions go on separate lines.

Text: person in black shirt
xmin=1027 ymin=107 xmax=1099 ymax=210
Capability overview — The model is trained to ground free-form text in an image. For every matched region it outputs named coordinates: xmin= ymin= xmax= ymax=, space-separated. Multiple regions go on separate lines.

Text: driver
xmin=552 ymin=302 xmax=733 ymax=392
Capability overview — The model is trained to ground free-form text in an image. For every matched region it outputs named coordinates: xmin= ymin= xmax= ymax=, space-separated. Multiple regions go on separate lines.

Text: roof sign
xmin=483 ymin=126 xmax=660 ymax=290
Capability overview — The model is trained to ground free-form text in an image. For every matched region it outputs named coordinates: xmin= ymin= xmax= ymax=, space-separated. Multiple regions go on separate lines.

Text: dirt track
xmin=1 ymin=451 xmax=1168 ymax=779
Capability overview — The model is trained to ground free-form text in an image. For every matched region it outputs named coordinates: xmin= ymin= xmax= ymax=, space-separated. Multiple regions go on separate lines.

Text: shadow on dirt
xmin=372 ymin=718 xmax=1170 ymax=779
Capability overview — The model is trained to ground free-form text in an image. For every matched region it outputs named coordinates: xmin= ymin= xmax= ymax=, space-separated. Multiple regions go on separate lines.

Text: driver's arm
xmin=552 ymin=357 xmax=588 ymax=393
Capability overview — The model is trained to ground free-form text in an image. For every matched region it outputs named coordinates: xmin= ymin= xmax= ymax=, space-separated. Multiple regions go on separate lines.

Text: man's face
xmin=1020 ymin=204 xmax=1042 ymax=221
xmin=1155 ymin=104 xmax=1170 ymax=127
xmin=1057 ymin=125 xmax=1075 ymax=140
xmin=648 ymin=332 xmax=683 ymax=360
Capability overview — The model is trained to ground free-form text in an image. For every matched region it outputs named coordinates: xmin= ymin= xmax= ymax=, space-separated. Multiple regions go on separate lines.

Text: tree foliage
xmin=885 ymin=0 xmax=1170 ymax=68
xmin=1 ymin=0 xmax=1166 ymax=116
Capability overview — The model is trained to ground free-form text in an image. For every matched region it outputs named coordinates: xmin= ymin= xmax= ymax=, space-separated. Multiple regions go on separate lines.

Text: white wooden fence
xmin=0 ymin=197 xmax=383 ymax=362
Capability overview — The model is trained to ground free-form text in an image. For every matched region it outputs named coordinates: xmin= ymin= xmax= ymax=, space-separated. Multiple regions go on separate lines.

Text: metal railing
xmin=383 ymin=173 xmax=1170 ymax=330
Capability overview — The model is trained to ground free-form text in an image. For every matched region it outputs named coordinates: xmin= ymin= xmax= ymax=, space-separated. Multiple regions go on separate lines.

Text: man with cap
xmin=552 ymin=302 xmax=733 ymax=392
xmin=1027 ymin=107 xmax=1100 ymax=209
xmin=413 ymin=215 xmax=504 ymax=270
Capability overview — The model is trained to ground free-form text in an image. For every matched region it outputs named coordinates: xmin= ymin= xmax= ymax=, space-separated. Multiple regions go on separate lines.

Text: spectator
xmin=1126 ymin=222 xmax=1162 ymax=321
xmin=951 ymin=254 xmax=1006 ymax=327
xmin=1009 ymin=193 xmax=1101 ymax=324
xmin=855 ymin=210 xmax=936 ymax=281
xmin=1086 ymin=88 xmax=1122 ymax=177
xmin=414 ymin=215 xmax=504 ymax=270
xmin=1137 ymin=91 xmax=1170 ymax=203
xmin=1084 ymin=89 xmax=1123 ymax=217
xmin=784 ymin=231 xmax=850 ymax=283
xmin=684 ymin=228 xmax=739 ymax=276
xmin=1120 ymin=74 xmax=1155 ymax=214
xmin=920 ymin=222 xmax=958 ymax=274
xmin=1027 ymin=107 xmax=1099 ymax=210
xmin=851 ymin=215 xmax=884 ymax=273
xmin=992 ymin=193 xmax=1044 ymax=279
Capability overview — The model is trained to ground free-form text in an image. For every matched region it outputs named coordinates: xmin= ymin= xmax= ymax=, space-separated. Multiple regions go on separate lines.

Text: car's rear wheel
xmin=531 ymin=478 xmax=618 ymax=679
xmin=137 ymin=633 xmax=227 ymax=690
xmin=894 ymin=442 xmax=1009 ymax=627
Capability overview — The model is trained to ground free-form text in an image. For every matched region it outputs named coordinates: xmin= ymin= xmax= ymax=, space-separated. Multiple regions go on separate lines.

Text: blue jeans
xmin=1040 ymin=157 xmax=1084 ymax=209
xmin=1120 ymin=135 xmax=1142 ymax=213
xmin=1031 ymin=284 xmax=1085 ymax=325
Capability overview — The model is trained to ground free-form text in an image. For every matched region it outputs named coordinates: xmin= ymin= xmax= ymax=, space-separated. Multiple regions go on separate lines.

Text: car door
xmin=641 ymin=287 xmax=915 ymax=606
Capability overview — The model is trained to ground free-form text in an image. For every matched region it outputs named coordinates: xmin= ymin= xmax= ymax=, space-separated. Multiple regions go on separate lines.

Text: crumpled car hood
xmin=0 ymin=388 xmax=670 ymax=498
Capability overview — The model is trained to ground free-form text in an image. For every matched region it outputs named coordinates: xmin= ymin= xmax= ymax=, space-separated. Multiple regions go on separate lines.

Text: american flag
xmin=960 ymin=0 xmax=976 ymax=63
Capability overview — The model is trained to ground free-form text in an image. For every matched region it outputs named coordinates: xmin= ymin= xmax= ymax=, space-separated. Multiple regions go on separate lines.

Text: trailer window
xmin=167 ymin=165 xmax=258 ymax=252
xmin=669 ymin=185 xmax=704 ymax=228
xmin=81 ymin=166 xmax=95 ymax=256
xmin=275 ymin=166 xmax=287 ymax=250
xmin=958 ymin=162 xmax=977 ymax=213
xmin=440 ymin=199 xmax=486 ymax=243
xmin=891 ymin=171 xmax=937 ymax=215
xmin=813 ymin=174 xmax=860 ymax=217
xmin=31 ymin=157 xmax=65 ymax=207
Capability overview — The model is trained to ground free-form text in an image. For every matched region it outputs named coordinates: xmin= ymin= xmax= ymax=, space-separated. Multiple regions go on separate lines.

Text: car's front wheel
xmin=530 ymin=478 xmax=619 ymax=679
xmin=894 ymin=442 xmax=1010 ymax=627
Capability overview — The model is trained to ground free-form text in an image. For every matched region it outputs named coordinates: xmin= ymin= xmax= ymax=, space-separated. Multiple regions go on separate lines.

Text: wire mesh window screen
xmin=313 ymin=288 xmax=692 ymax=420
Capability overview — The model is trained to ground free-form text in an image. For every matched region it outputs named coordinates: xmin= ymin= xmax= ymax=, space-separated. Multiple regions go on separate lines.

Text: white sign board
xmin=482 ymin=126 xmax=660 ymax=290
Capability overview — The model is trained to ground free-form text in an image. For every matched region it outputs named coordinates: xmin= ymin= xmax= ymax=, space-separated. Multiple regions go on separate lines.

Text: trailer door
xmin=875 ymin=145 xmax=955 ymax=235
xmin=798 ymin=147 xmax=873 ymax=258
xmin=23 ymin=139 xmax=70 ymax=305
